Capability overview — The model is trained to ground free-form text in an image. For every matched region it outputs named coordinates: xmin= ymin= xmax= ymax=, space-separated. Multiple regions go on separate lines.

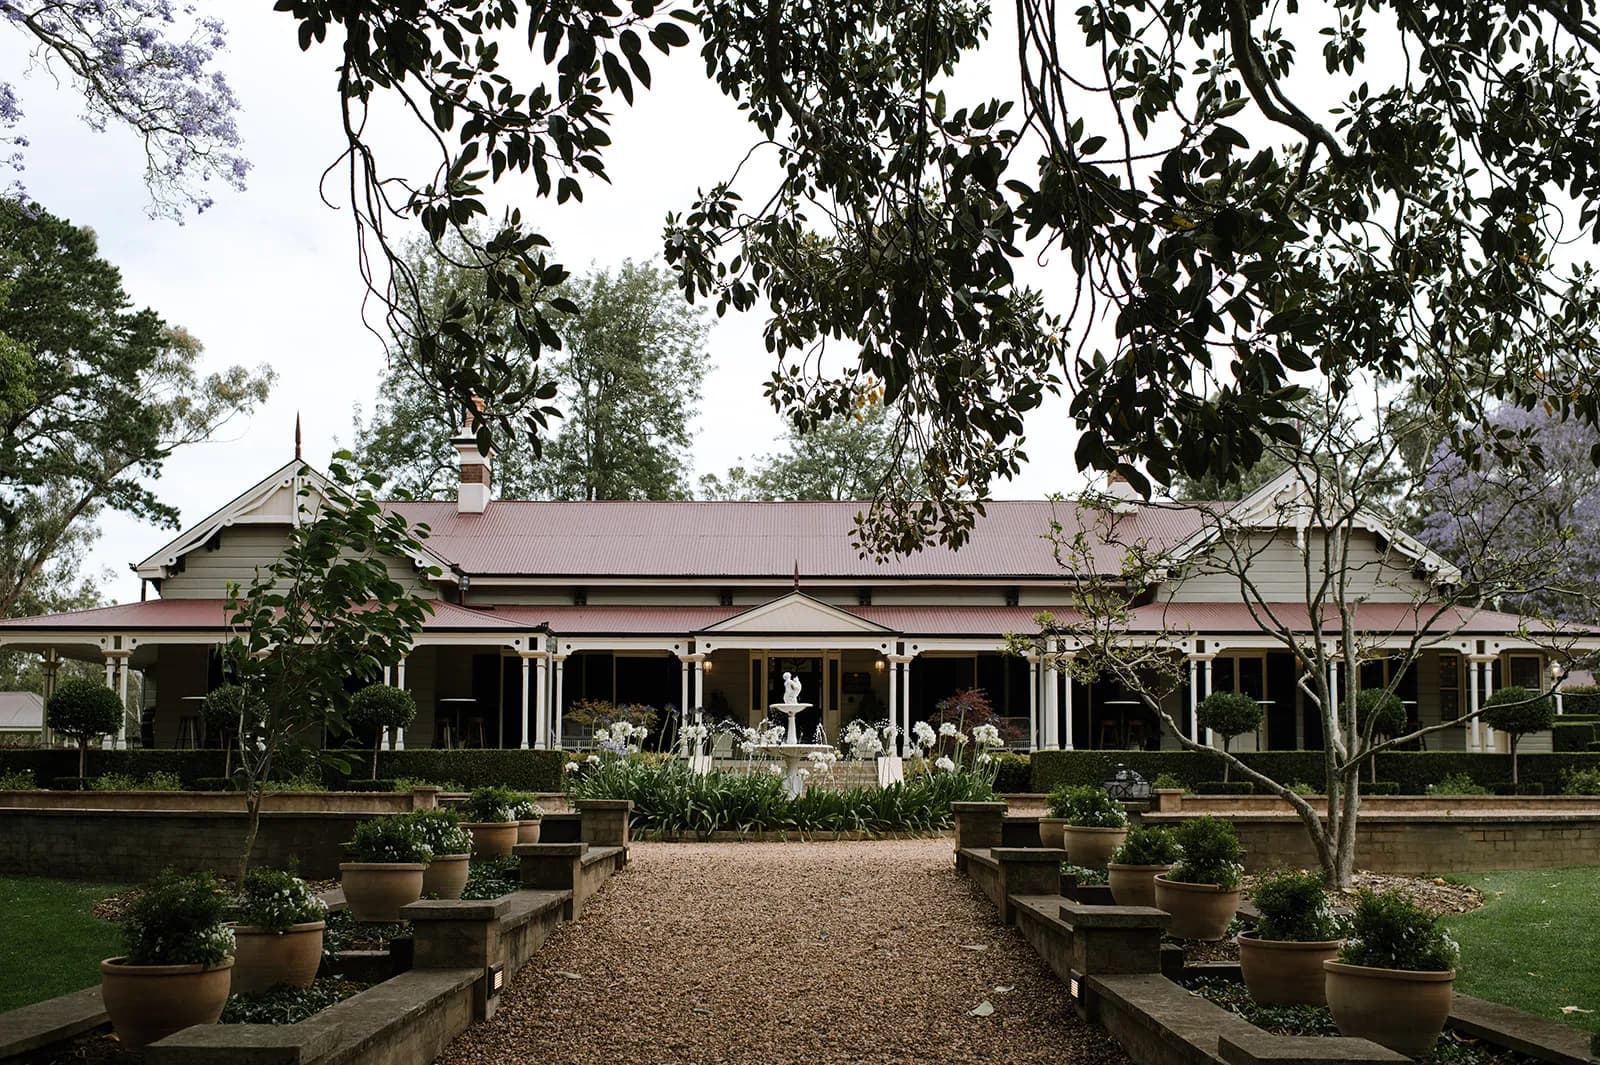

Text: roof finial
xmin=294 ymin=413 xmax=303 ymax=460
xmin=793 ymin=560 xmax=800 ymax=590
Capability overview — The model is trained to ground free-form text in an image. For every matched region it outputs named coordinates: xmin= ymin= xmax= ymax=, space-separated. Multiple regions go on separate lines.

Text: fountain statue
xmin=760 ymin=673 xmax=833 ymax=798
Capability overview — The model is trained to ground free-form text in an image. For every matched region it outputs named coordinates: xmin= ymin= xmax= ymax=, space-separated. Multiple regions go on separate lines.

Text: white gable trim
xmin=1165 ymin=468 xmax=1462 ymax=585
xmin=697 ymin=592 xmax=896 ymax=635
xmin=134 ymin=459 xmax=452 ymax=581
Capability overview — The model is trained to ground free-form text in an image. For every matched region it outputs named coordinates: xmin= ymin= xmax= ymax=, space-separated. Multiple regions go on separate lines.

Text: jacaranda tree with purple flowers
xmin=1415 ymin=405 xmax=1600 ymax=625
xmin=0 ymin=0 xmax=248 ymax=218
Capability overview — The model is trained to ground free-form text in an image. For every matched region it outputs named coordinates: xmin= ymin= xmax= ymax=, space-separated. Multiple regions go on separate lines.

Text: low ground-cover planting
xmin=566 ymin=758 xmax=996 ymax=837
xmin=1441 ymin=866 xmax=1600 ymax=1035
xmin=0 ymin=876 xmax=128 ymax=1011
xmin=1189 ymin=978 xmax=1538 ymax=1064
xmin=220 ymin=977 xmax=368 ymax=1024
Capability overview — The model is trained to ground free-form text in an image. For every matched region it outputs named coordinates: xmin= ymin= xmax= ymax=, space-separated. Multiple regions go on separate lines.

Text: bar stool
xmin=464 ymin=716 xmax=488 ymax=748
xmin=176 ymin=716 xmax=200 ymax=750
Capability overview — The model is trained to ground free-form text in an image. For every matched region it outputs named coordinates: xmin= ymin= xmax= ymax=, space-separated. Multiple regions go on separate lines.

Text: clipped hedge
xmin=990 ymin=753 xmax=1032 ymax=793
xmin=1560 ymin=687 xmax=1600 ymax=716
xmin=1195 ymin=780 xmax=1256 ymax=795
xmin=0 ymin=747 xmax=569 ymax=793
xmin=1030 ymin=749 xmax=1600 ymax=795
xmin=1553 ymin=722 xmax=1598 ymax=751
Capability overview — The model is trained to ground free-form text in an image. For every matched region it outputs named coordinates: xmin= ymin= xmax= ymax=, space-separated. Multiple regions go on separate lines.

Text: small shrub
xmin=1287 ymin=781 xmax=1319 ymax=796
xmin=1354 ymin=689 xmax=1407 ymax=738
xmin=1151 ymin=772 xmax=1186 ymax=792
xmin=1110 ymin=826 xmax=1181 ymax=866
xmin=1562 ymin=767 xmax=1600 ymax=795
xmin=1251 ymin=869 xmax=1339 ymax=942
xmin=1338 ymin=889 xmax=1459 ymax=972
xmin=121 ymin=870 xmax=235 ymax=967
xmin=404 ymin=808 xmax=473 ymax=856
xmin=1169 ymin=816 xmax=1244 ymax=889
xmin=47 ymin=680 xmax=123 ymax=777
xmin=460 ymin=785 xmax=518 ymax=822
xmin=1195 ymin=780 xmax=1257 ymax=795
xmin=341 ymin=779 xmax=398 ymax=793
xmin=1428 ymin=771 xmax=1489 ymax=796
xmin=261 ymin=774 xmax=325 ymax=793
xmin=190 ymin=776 xmax=236 ymax=792
xmin=347 ymin=816 xmax=433 ymax=864
xmin=1196 ymin=692 xmax=1264 ymax=774
xmin=346 ymin=685 xmax=418 ymax=779
xmin=1364 ymin=781 xmax=1401 ymax=795
xmin=990 ymin=752 xmax=1031 ymax=792
xmin=235 ymin=869 xmax=327 ymax=931
xmin=0 ymin=768 xmax=36 ymax=789
xmin=1045 ymin=783 xmax=1128 ymax=827
xmin=1552 ymin=721 xmax=1598 ymax=752
xmin=1481 ymin=686 xmax=1557 ymax=784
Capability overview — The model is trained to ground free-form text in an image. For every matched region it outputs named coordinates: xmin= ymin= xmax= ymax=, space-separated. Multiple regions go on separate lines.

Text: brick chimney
xmin=452 ymin=398 xmax=492 ymax=514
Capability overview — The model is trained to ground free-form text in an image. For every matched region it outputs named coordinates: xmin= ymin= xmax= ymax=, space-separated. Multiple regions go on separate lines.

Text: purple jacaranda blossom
xmin=0 ymin=0 xmax=248 ymax=219
xmin=1415 ymin=404 xmax=1600 ymax=624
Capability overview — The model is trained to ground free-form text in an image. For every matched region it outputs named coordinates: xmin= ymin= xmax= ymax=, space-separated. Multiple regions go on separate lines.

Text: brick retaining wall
xmin=1140 ymin=811 xmax=1600 ymax=873
xmin=0 ymin=808 xmax=377 ymax=880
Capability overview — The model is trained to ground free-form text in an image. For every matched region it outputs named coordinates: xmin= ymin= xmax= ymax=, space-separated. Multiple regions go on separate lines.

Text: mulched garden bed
xmin=1188 ymin=978 xmax=1540 ymax=1065
xmin=221 ymin=977 xmax=369 ymax=1024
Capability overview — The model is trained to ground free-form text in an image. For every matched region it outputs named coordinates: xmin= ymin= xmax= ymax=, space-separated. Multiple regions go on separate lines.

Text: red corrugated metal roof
xmin=385 ymin=499 xmax=1207 ymax=579
xmin=0 ymin=598 xmax=521 ymax=632
xmin=0 ymin=596 xmax=1562 ymax=640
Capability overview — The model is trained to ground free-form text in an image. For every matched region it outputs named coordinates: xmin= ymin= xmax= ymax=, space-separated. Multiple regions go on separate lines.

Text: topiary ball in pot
xmin=1153 ymin=815 xmax=1244 ymax=940
xmin=1106 ymin=826 xmax=1182 ymax=907
xmin=459 ymin=785 xmax=521 ymax=857
xmin=340 ymin=816 xmax=432 ymax=922
xmin=1324 ymin=889 xmax=1458 ymax=1057
xmin=228 ymin=868 xmax=327 ymax=994
xmin=101 ymin=870 xmax=236 ymax=1050
xmin=1237 ymin=868 xmax=1342 ymax=1005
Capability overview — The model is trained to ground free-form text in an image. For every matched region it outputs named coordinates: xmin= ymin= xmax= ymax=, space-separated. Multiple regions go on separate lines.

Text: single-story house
xmin=3 ymin=420 xmax=1593 ymax=755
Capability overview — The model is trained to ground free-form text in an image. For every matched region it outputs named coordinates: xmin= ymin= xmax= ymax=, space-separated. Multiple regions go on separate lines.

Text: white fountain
xmin=759 ymin=672 xmax=835 ymax=798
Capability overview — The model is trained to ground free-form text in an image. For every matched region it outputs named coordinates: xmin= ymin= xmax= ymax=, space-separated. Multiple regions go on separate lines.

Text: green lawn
xmin=0 ymin=876 xmax=128 ymax=1012
xmin=1442 ymin=866 xmax=1600 ymax=1036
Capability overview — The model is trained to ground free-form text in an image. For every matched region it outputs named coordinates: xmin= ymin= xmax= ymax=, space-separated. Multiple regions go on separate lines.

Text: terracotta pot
xmin=421 ymin=853 xmax=471 ymax=900
xmin=1237 ymin=932 xmax=1341 ymax=1005
xmin=1153 ymin=875 xmax=1241 ymax=940
xmin=1037 ymin=817 xmax=1067 ymax=850
xmin=1062 ymin=825 xmax=1128 ymax=869
xmin=228 ymin=922 xmax=324 ymax=994
xmin=100 ymin=956 xmax=234 ymax=1051
xmin=463 ymin=821 xmax=519 ymax=858
xmin=339 ymin=862 xmax=425 ymax=922
xmin=1106 ymin=863 xmax=1172 ymax=908
xmin=517 ymin=819 xmax=543 ymax=845
xmin=1324 ymin=960 xmax=1456 ymax=1057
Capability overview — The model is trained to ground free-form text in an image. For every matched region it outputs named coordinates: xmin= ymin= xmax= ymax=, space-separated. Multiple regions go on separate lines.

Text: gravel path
xmin=437 ymin=840 xmax=1132 ymax=1065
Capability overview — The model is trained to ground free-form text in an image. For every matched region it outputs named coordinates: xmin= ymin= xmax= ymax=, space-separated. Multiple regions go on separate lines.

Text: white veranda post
xmin=1467 ymin=654 xmax=1483 ymax=753
xmin=1060 ymin=652 xmax=1075 ymax=751
xmin=520 ymin=653 xmax=533 ymax=750
xmin=552 ymin=653 xmax=566 ymax=749
xmin=1201 ymin=656 xmax=1215 ymax=748
xmin=1027 ymin=654 xmax=1040 ymax=752
xmin=393 ymin=657 xmax=407 ymax=750
xmin=888 ymin=655 xmax=901 ymax=753
xmin=534 ymin=653 xmax=549 ymax=749
xmin=1042 ymin=659 xmax=1059 ymax=750
xmin=1186 ymin=654 xmax=1201 ymax=744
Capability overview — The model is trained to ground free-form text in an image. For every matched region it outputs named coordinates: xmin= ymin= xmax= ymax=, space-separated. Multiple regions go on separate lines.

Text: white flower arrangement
xmin=971 ymin=723 xmax=1003 ymax=749
xmin=586 ymin=753 xmax=602 ymax=766
xmin=563 ymin=761 xmax=580 ymax=773
xmin=938 ymin=722 xmax=957 ymax=738
xmin=913 ymin=721 xmax=937 ymax=750
xmin=934 ymin=755 xmax=956 ymax=773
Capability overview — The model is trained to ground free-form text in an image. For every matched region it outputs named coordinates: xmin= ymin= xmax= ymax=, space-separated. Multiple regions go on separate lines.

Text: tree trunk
xmin=223 ymin=739 xmax=232 ymax=781
xmin=1510 ymin=737 xmax=1519 ymax=786
xmin=78 ymin=739 xmax=87 ymax=779
xmin=371 ymin=737 xmax=380 ymax=780
xmin=239 ymin=787 xmax=262 ymax=884
xmin=1222 ymin=739 xmax=1231 ymax=781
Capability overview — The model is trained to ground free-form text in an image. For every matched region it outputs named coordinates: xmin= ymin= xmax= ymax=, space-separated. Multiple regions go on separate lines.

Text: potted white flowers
xmin=409 ymin=808 xmax=475 ymax=900
xmin=101 ymin=871 xmax=235 ymax=1050
xmin=511 ymin=793 xmax=545 ymax=845
xmin=1153 ymin=816 xmax=1244 ymax=940
xmin=1324 ymin=889 xmax=1459 ymax=1056
xmin=1048 ymin=784 xmax=1129 ymax=867
xmin=340 ymin=816 xmax=432 ymax=921
xmin=1237 ymin=868 xmax=1342 ymax=1005
xmin=1106 ymin=826 xmax=1181 ymax=907
xmin=459 ymin=785 xmax=520 ymax=857
xmin=229 ymin=868 xmax=327 ymax=993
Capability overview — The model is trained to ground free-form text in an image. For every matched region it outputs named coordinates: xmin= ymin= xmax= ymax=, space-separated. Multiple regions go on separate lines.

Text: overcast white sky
xmin=4 ymin=5 xmax=1087 ymax=605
